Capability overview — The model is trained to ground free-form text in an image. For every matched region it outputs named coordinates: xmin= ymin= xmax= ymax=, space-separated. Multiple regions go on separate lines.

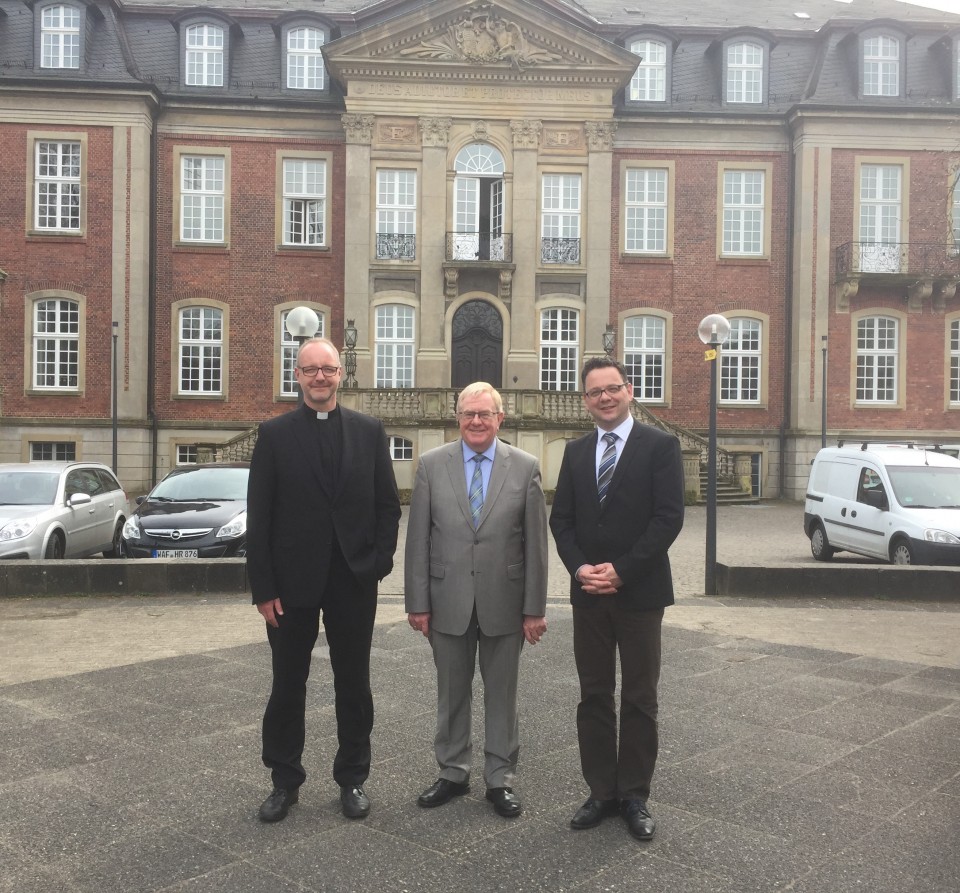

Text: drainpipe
xmin=779 ymin=125 xmax=797 ymax=500
xmin=148 ymin=112 xmax=159 ymax=486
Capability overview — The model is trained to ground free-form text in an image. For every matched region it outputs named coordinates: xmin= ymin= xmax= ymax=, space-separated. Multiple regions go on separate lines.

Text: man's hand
xmin=257 ymin=598 xmax=284 ymax=628
xmin=408 ymin=612 xmax=431 ymax=637
xmin=522 ymin=614 xmax=547 ymax=645
xmin=576 ymin=563 xmax=622 ymax=596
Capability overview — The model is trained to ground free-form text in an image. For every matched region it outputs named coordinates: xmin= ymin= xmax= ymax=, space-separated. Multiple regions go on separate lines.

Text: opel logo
xmin=171 ymin=530 xmax=182 ymax=541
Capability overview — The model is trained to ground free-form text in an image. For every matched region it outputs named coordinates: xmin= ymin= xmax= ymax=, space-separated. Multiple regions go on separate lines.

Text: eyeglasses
xmin=297 ymin=365 xmax=341 ymax=378
xmin=584 ymin=383 xmax=629 ymax=400
xmin=456 ymin=410 xmax=499 ymax=422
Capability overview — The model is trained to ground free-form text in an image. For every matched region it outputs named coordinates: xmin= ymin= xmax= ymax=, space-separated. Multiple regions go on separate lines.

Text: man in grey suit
xmin=405 ymin=381 xmax=548 ymax=819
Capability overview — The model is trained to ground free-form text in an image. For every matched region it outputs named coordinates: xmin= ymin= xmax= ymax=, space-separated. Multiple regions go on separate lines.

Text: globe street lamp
xmin=284 ymin=306 xmax=321 ymax=405
xmin=697 ymin=313 xmax=731 ymax=596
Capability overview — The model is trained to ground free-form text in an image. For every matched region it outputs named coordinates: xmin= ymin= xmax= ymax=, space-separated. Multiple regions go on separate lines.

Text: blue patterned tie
xmin=597 ymin=432 xmax=618 ymax=505
xmin=469 ymin=454 xmax=485 ymax=528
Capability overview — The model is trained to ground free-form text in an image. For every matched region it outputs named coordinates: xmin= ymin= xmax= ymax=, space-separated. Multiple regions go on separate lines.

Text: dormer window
xmin=40 ymin=4 xmax=80 ymax=69
xmin=287 ymin=26 xmax=325 ymax=90
xmin=185 ymin=23 xmax=224 ymax=87
xmin=629 ymin=39 xmax=667 ymax=102
xmin=726 ymin=42 xmax=764 ymax=104
xmin=863 ymin=35 xmax=900 ymax=96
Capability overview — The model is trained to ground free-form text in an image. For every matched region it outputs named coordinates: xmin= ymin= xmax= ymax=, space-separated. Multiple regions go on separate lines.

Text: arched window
xmin=453 ymin=145 xmax=506 ymax=261
xmin=375 ymin=305 xmax=415 ymax=388
xmin=279 ymin=309 xmax=324 ymax=396
xmin=726 ymin=42 xmax=763 ymax=104
xmin=720 ymin=318 xmax=762 ymax=403
xmin=624 ymin=316 xmax=665 ymax=401
xmin=629 ymin=39 xmax=667 ymax=102
xmin=33 ymin=298 xmax=80 ymax=390
xmin=540 ymin=308 xmax=579 ymax=391
xmin=287 ymin=26 xmax=325 ymax=90
xmin=40 ymin=4 xmax=80 ymax=69
xmin=185 ymin=23 xmax=224 ymax=86
xmin=856 ymin=315 xmax=898 ymax=404
xmin=863 ymin=35 xmax=899 ymax=97
xmin=179 ymin=306 xmax=223 ymax=395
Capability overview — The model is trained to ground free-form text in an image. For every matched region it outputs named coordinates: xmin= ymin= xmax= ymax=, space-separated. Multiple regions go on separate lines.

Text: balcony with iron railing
xmin=445 ymin=232 xmax=513 ymax=263
xmin=376 ymin=232 xmax=416 ymax=261
xmin=835 ymin=241 xmax=960 ymax=279
xmin=540 ymin=237 xmax=581 ymax=265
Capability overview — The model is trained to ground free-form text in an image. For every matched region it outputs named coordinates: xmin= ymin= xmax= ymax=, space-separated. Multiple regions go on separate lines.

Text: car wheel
xmin=890 ymin=538 xmax=915 ymax=565
xmin=44 ymin=531 xmax=65 ymax=559
xmin=104 ymin=520 xmax=125 ymax=558
xmin=809 ymin=521 xmax=834 ymax=561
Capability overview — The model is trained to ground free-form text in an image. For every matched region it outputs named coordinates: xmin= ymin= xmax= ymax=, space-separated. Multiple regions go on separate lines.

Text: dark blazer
xmin=246 ymin=404 xmax=401 ymax=607
xmin=550 ymin=421 xmax=684 ymax=611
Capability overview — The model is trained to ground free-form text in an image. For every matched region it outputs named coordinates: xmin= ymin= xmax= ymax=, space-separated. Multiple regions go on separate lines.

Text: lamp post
xmin=821 ymin=334 xmax=828 ymax=449
xmin=697 ymin=313 xmax=731 ymax=596
xmin=111 ymin=321 xmax=119 ymax=474
xmin=343 ymin=319 xmax=358 ymax=388
xmin=602 ymin=323 xmax=616 ymax=357
xmin=284 ymin=306 xmax=320 ymax=405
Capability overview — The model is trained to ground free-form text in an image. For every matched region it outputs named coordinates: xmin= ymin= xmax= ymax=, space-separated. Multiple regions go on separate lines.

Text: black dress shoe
xmin=486 ymin=786 xmax=522 ymax=818
xmin=570 ymin=797 xmax=620 ymax=830
xmin=417 ymin=778 xmax=470 ymax=808
xmin=340 ymin=785 xmax=370 ymax=819
xmin=258 ymin=787 xmax=298 ymax=822
xmin=621 ymin=799 xmax=655 ymax=841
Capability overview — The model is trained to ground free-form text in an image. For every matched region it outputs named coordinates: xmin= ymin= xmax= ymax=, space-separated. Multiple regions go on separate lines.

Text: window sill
xmin=717 ymin=256 xmax=770 ymax=266
xmin=276 ymin=245 xmax=330 ymax=255
xmin=25 ymin=388 xmax=81 ymax=397
xmin=620 ymin=254 xmax=673 ymax=265
xmin=175 ymin=393 xmax=227 ymax=401
xmin=853 ymin=402 xmax=904 ymax=410
xmin=26 ymin=231 xmax=85 ymax=241
xmin=173 ymin=243 xmax=229 ymax=254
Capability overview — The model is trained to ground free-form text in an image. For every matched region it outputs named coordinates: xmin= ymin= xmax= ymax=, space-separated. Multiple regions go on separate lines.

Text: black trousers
xmin=261 ymin=548 xmax=378 ymax=791
xmin=572 ymin=602 xmax=664 ymax=802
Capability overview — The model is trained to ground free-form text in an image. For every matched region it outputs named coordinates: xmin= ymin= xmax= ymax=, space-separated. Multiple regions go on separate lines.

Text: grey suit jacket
xmin=404 ymin=440 xmax=548 ymax=637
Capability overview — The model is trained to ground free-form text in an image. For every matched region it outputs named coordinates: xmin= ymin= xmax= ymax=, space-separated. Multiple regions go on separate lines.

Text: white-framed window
xmin=863 ymin=35 xmax=899 ymax=97
xmin=41 ymin=4 xmax=80 ymax=69
xmin=33 ymin=298 xmax=79 ymax=390
xmin=179 ymin=306 xmax=223 ymax=395
xmin=541 ymin=174 xmax=581 ymax=264
xmin=953 ymin=174 xmax=960 ymax=250
xmin=540 ymin=308 xmax=579 ymax=391
xmin=623 ymin=316 xmax=665 ymax=401
xmin=720 ymin=318 xmax=761 ymax=403
xmin=279 ymin=309 xmax=324 ymax=396
xmin=389 ymin=436 xmax=414 ymax=461
xmin=376 ymin=170 xmax=417 ymax=260
xmin=949 ymin=319 xmax=959 ymax=406
xmin=283 ymin=159 xmax=326 ymax=246
xmin=375 ymin=305 xmax=415 ymax=388
xmin=181 ymin=155 xmax=224 ymax=242
xmin=287 ymin=26 xmax=325 ymax=90
xmin=722 ymin=170 xmax=764 ymax=256
xmin=955 ymin=44 xmax=960 ymax=101
xmin=31 ymin=441 xmax=77 ymax=461
xmin=625 ymin=168 xmax=667 ymax=253
xmin=35 ymin=141 xmax=81 ymax=231
xmin=176 ymin=445 xmax=198 ymax=465
xmin=185 ymin=23 xmax=224 ymax=87
xmin=859 ymin=164 xmax=902 ymax=272
xmin=629 ymin=39 xmax=667 ymax=102
xmin=856 ymin=315 xmax=898 ymax=404
xmin=727 ymin=42 xmax=763 ymax=104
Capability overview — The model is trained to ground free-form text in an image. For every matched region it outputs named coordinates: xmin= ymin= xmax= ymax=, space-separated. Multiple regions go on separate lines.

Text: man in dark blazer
xmin=246 ymin=337 xmax=401 ymax=823
xmin=550 ymin=356 xmax=684 ymax=842
xmin=405 ymin=382 xmax=548 ymax=819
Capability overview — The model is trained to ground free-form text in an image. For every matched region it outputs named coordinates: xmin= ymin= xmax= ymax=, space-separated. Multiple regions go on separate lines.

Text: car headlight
xmin=122 ymin=517 xmax=140 ymax=540
xmin=923 ymin=529 xmax=960 ymax=545
xmin=217 ymin=511 xmax=247 ymax=539
xmin=0 ymin=517 xmax=39 ymax=542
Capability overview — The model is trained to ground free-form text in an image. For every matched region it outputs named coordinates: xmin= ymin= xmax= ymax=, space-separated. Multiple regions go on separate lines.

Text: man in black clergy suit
xmin=246 ymin=337 xmax=401 ymax=823
xmin=550 ymin=356 xmax=684 ymax=842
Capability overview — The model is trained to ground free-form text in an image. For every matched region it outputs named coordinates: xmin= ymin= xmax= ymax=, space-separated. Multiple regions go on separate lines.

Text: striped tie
xmin=597 ymin=432 xmax=618 ymax=505
xmin=469 ymin=454 xmax=485 ymax=528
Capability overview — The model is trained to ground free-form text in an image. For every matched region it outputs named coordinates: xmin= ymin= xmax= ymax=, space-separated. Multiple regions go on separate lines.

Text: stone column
xmin=583 ymin=121 xmax=616 ymax=360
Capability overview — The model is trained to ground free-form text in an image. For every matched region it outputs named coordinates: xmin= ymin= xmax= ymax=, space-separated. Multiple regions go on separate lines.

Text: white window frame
xmin=279 ymin=308 xmax=324 ymax=397
xmin=952 ymin=173 xmax=960 ymax=252
xmin=726 ymin=42 xmax=763 ymax=104
xmin=31 ymin=441 xmax=77 ymax=461
xmin=283 ymin=159 xmax=326 ymax=246
xmin=178 ymin=306 xmax=223 ymax=395
xmin=375 ymin=305 xmax=415 ymax=388
xmin=185 ymin=23 xmax=224 ymax=87
xmin=856 ymin=315 xmax=898 ymax=404
xmin=176 ymin=445 xmax=198 ymax=465
xmin=287 ymin=26 xmax=325 ymax=90
xmin=540 ymin=307 xmax=580 ymax=391
xmin=41 ymin=4 xmax=80 ymax=69
xmin=33 ymin=298 xmax=80 ymax=391
xmin=376 ymin=170 xmax=417 ymax=259
xmin=35 ymin=140 xmax=81 ymax=231
xmin=625 ymin=168 xmax=667 ymax=254
xmin=949 ymin=318 xmax=960 ymax=406
xmin=629 ymin=39 xmax=667 ymax=102
xmin=863 ymin=35 xmax=899 ymax=97
xmin=720 ymin=318 xmax=762 ymax=404
xmin=624 ymin=316 xmax=665 ymax=402
xmin=722 ymin=170 xmax=765 ymax=256
xmin=541 ymin=174 xmax=581 ymax=264
xmin=389 ymin=436 xmax=414 ymax=461
xmin=180 ymin=155 xmax=225 ymax=243
xmin=858 ymin=163 xmax=902 ymax=273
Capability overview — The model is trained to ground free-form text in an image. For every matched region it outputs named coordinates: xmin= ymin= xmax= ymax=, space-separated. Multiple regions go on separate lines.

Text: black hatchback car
xmin=122 ymin=463 xmax=249 ymax=558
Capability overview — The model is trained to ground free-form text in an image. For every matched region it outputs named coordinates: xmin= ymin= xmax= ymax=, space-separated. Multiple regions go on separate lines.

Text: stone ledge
xmin=716 ymin=562 xmax=960 ymax=601
xmin=0 ymin=559 xmax=248 ymax=598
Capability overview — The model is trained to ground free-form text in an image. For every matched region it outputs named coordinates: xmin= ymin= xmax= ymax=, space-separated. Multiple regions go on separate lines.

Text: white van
xmin=803 ymin=444 xmax=960 ymax=565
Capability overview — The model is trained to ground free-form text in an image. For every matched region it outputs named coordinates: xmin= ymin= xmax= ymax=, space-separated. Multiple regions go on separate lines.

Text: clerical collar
xmin=316 ymin=405 xmax=339 ymax=421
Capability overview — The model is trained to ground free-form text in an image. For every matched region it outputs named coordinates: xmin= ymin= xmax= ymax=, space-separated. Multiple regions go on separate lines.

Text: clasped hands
xmin=576 ymin=562 xmax=622 ymax=596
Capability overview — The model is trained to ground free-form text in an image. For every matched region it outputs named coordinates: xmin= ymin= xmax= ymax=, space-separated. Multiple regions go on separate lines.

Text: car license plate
xmin=152 ymin=549 xmax=199 ymax=558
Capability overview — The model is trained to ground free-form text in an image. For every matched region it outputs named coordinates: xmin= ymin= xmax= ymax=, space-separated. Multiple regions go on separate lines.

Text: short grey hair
xmin=456 ymin=381 xmax=503 ymax=413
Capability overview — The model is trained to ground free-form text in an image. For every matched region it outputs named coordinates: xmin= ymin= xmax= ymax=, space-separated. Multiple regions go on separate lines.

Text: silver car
xmin=0 ymin=462 xmax=130 ymax=559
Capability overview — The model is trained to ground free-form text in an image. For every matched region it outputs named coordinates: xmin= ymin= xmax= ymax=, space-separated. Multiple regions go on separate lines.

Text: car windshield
xmin=888 ymin=466 xmax=960 ymax=509
xmin=0 ymin=471 xmax=60 ymax=506
xmin=150 ymin=467 xmax=249 ymax=501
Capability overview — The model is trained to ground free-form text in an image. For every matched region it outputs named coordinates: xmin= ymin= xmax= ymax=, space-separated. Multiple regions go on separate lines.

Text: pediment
xmin=324 ymin=0 xmax=638 ymax=90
